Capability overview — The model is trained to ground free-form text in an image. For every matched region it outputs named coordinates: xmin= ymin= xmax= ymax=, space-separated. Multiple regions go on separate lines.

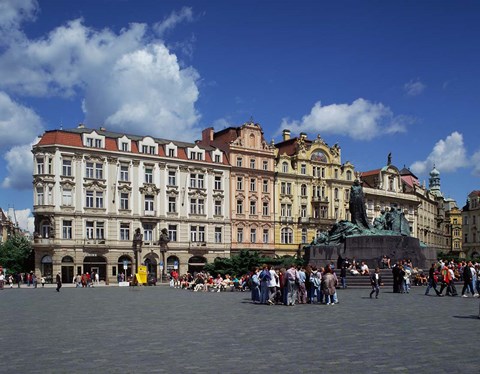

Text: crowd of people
xmin=0 ymin=271 xmax=46 ymax=289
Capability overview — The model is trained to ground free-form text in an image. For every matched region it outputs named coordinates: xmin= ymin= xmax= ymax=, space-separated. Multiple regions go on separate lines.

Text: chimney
xmin=300 ymin=132 xmax=307 ymax=140
xmin=282 ymin=129 xmax=291 ymax=141
xmin=78 ymin=123 xmax=85 ymax=129
xmin=202 ymin=127 xmax=214 ymax=144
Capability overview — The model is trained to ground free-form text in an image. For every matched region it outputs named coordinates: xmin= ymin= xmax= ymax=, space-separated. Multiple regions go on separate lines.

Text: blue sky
xmin=1 ymin=0 xmax=479 ymax=230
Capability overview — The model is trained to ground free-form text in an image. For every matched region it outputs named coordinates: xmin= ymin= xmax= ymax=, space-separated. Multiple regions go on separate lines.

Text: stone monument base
xmin=305 ymin=235 xmax=437 ymax=270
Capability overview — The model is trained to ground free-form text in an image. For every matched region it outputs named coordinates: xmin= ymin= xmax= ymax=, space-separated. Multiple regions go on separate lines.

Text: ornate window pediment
xmin=140 ymin=184 xmax=160 ymax=195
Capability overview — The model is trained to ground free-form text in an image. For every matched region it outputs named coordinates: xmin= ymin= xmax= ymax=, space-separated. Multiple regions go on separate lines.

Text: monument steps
xmin=334 ymin=269 xmax=394 ymax=289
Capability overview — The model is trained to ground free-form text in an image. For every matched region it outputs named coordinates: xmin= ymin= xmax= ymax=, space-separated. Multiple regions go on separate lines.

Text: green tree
xmin=0 ymin=235 xmax=33 ymax=274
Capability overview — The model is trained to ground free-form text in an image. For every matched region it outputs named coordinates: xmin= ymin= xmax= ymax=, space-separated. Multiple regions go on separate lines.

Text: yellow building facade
xmin=274 ymin=131 xmax=355 ymax=256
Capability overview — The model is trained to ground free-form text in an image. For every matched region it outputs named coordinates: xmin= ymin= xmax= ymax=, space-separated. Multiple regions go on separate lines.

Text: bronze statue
xmin=349 ymin=180 xmax=371 ymax=230
xmin=159 ymin=228 xmax=170 ymax=252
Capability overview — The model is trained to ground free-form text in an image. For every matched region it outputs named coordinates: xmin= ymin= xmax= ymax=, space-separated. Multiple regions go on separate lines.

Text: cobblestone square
xmin=0 ymin=285 xmax=479 ymax=373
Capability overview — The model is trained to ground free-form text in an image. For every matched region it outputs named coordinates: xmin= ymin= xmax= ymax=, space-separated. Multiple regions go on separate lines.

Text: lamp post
xmin=132 ymin=228 xmax=143 ymax=276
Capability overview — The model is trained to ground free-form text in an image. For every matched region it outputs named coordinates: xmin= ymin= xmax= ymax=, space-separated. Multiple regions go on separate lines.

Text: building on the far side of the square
xmin=0 ymin=208 xmax=20 ymax=244
xmin=199 ymin=121 xmax=276 ymax=255
xmin=444 ymin=200 xmax=463 ymax=257
xmin=32 ymin=125 xmax=231 ymax=284
xmin=462 ymin=190 xmax=480 ymax=258
xmin=274 ymin=130 xmax=355 ymax=256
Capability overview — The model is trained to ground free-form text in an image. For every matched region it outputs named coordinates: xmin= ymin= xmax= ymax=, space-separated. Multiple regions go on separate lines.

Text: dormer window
xmin=117 ymin=135 xmax=131 ymax=152
xmin=142 ymin=145 xmax=156 ymax=155
xmin=83 ymin=131 xmax=105 ymax=149
xmin=139 ymin=137 xmax=158 ymax=155
xmin=212 ymin=149 xmax=223 ymax=163
xmin=187 ymin=146 xmax=205 ymax=161
xmin=166 ymin=142 xmax=177 ymax=157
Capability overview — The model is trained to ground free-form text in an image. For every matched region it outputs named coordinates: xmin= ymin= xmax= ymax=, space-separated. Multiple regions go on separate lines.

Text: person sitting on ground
xmin=360 ymin=261 xmax=370 ymax=275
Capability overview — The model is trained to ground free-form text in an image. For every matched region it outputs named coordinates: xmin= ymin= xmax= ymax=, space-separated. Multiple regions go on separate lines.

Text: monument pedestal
xmin=305 ymin=235 xmax=437 ymax=270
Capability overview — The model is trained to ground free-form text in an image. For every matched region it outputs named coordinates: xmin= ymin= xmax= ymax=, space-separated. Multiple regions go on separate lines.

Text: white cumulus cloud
xmin=7 ymin=207 xmax=34 ymax=233
xmin=280 ymin=98 xmax=409 ymax=140
xmin=404 ymin=79 xmax=426 ymax=96
xmin=2 ymin=139 xmax=39 ymax=189
xmin=0 ymin=9 xmax=201 ymax=140
xmin=471 ymin=150 xmax=480 ymax=176
xmin=0 ymin=0 xmax=38 ymax=44
xmin=410 ymin=132 xmax=469 ymax=175
xmin=0 ymin=91 xmax=44 ymax=148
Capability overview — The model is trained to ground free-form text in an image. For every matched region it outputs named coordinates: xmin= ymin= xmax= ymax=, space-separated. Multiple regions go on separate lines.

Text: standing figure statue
xmin=349 ymin=180 xmax=371 ymax=231
xmin=159 ymin=228 xmax=170 ymax=252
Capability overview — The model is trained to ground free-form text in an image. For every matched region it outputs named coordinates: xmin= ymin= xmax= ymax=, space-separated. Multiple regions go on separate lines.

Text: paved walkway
xmin=0 ymin=285 xmax=478 ymax=373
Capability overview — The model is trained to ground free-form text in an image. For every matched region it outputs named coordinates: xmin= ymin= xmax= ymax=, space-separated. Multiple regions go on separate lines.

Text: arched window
xmin=281 ymin=227 xmax=293 ymax=244
xmin=346 ymin=170 xmax=352 ymax=181
xmin=301 ymin=228 xmax=308 ymax=244
xmin=282 ymin=161 xmax=288 ymax=173
xmin=334 ymin=188 xmax=339 ymax=200
xmin=301 ymin=184 xmax=307 ymax=196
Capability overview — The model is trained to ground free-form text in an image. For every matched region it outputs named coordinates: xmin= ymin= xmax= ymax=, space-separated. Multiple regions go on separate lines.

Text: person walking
xmin=461 ymin=261 xmax=477 ymax=297
xmin=55 ymin=272 xmax=62 ymax=292
xmin=425 ymin=263 xmax=442 ymax=296
xmin=369 ymin=267 xmax=382 ymax=299
xmin=0 ymin=271 xmax=4 ymax=290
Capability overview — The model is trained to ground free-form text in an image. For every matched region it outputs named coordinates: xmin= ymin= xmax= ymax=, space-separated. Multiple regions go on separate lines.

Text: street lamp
xmin=132 ymin=228 xmax=143 ymax=275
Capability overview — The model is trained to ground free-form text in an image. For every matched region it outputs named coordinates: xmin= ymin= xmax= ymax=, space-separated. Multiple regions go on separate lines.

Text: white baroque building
xmin=32 ymin=125 xmax=231 ymax=283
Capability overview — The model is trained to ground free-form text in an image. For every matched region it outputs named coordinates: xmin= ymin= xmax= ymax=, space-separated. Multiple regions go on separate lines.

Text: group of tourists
xmin=0 ymin=271 xmax=46 ymax=289
xmin=424 ymin=259 xmax=480 ymax=297
xmin=74 ymin=271 xmax=100 ymax=288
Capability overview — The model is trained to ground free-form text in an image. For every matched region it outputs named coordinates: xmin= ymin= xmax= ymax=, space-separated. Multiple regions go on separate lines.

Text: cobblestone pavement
xmin=0 ymin=285 xmax=479 ymax=373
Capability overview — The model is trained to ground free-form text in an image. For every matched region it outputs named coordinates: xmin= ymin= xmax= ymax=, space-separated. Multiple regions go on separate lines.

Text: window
xmin=281 ymin=182 xmax=292 ymax=195
xmin=236 ymin=157 xmax=243 ymax=167
xmin=168 ymin=225 xmax=177 ymax=242
xmin=168 ymin=170 xmax=176 ymax=186
xmin=95 ymin=139 xmax=102 ymax=148
xmin=263 ymin=229 xmax=269 ymax=244
xmin=62 ymin=159 xmax=72 ymax=176
xmin=62 ymin=220 xmax=72 ymax=239
xmin=189 ymin=151 xmax=203 ymax=160
xmin=282 ymin=162 xmax=288 ymax=173
xmin=334 ymin=188 xmax=339 ymax=200
xmin=86 ymin=221 xmax=94 ymax=239
xmin=190 ymin=198 xmax=205 ymax=215
xmin=301 ymin=184 xmax=307 ymax=196
xmin=214 ymin=154 xmax=221 ymax=163
xmin=250 ymin=228 xmax=257 ymax=243
xmin=96 ymin=222 xmax=105 ymax=239
xmin=191 ymin=225 xmax=205 ymax=242
xmin=236 ymin=177 xmax=244 ymax=190
xmin=168 ymin=148 xmax=175 ymax=157
xmin=120 ymin=223 xmax=130 ymax=240
xmin=215 ymin=227 xmax=222 ymax=243
xmin=346 ymin=170 xmax=352 ymax=181
xmin=286 ymin=183 xmax=292 ymax=195
xmin=145 ymin=195 xmax=154 ymax=213
xmin=95 ymin=163 xmax=103 ymax=179
xmin=36 ymin=157 xmax=44 ymax=174
xmin=86 ymin=138 xmax=94 ymax=147
xmin=142 ymin=145 xmax=156 ymax=154
xmin=190 ymin=174 xmax=204 ymax=188
xmin=214 ymin=176 xmax=222 ymax=190
xmin=214 ymin=200 xmax=222 ymax=216
xmin=237 ymin=228 xmax=243 ymax=243
xmin=301 ymin=205 xmax=307 ymax=218
xmin=86 ymin=191 xmax=94 ymax=208
xmin=36 ymin=186 xmax=44 ymax=205
xmin=262 ymin=180 xmax=268 ymax=193
xmin=62 ymin=188 xmax=72 ymax=206
xmin=168 ymin=196 xmax=176 ymax=213
xmin=334 ymin=169 xmax=338 ymax=179
xmin=120 ymin=193 xmax=129 ymax=210
xmin=281 ymin=227 xmax=293 ymax=244
xmin=236 ymin=199 xmax=243 ymax=214
xmin=86 ymin=162 xmax=94 ymax=178
xmin=120 ymin=165 xmax=129 ymax=181
xmin=145 ymin=168 xmax=153 ymax=184
xmin=95 ymin=191 xmax=104 ymax=208
xmin=301 ymin=164 xmax=306 ymax=175
xmin=121 ymin=142 xmax=129 ymax=152
xmin=143 ymin=223 xmax=154 ymax=242
xmin=250 ymin=178 xmax=256 ymax=191
xmin=320 ymin=206 xmax=328 ymax=218
xmin=86 ymin=191 xmax=103 ymax=208
xmin=250 ymin=158 xmax=256 ymax=169
xmin=263 ymin=160 xmax=268 ymax=171
xmin=250 ymin=200 xmax=257 ymax=215
xmin=281 ymin=204 xmax=292 ymax=217
xmin=302 ymin=228 xmax=308 ymax=244
xmin=262 ymin=202 xmax=269 ymax=216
